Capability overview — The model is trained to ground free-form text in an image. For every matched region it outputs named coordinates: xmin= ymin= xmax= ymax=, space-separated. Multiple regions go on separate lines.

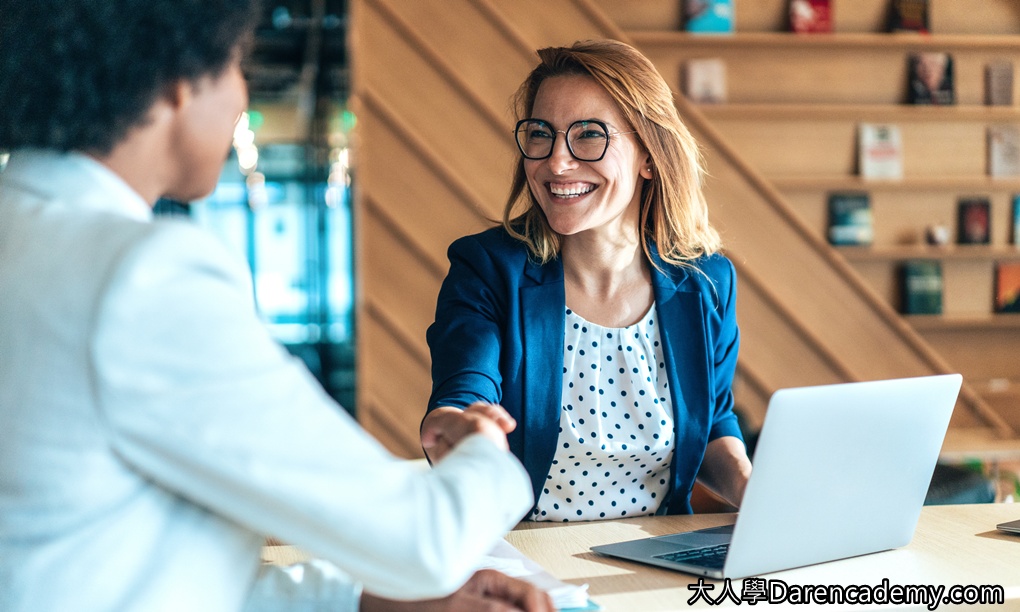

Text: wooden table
xmin=507 ymin=504 xmax=1020 ymax=611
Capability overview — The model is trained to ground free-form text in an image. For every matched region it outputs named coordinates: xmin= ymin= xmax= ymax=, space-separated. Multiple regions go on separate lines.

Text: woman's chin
xmin=546 ymin=220 xmax=584 ymax=237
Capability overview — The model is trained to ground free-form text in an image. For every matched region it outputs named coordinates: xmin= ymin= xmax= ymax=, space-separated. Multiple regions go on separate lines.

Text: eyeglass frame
xmin=513 ymin=118 xmax=638 ymax=163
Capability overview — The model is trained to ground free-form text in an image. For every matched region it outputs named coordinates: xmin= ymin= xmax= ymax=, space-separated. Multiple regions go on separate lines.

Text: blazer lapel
xmin=520 ymin=258 xmax=565 ymax=499
xmin=650 ymin=250 xmax=711 ymax=511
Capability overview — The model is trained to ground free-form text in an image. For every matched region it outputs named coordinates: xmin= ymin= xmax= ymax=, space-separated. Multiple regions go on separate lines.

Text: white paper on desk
xmin=476 ymin=539 xmax=590 ymax=610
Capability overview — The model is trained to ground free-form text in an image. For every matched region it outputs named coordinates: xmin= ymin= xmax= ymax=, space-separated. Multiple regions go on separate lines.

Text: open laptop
xmin=591 ymin=374 xmax=963 ymax=579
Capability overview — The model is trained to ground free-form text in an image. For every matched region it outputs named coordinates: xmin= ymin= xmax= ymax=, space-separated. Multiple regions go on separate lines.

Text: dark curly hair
xmin=0 ymin=0 xmax=259 ymax=155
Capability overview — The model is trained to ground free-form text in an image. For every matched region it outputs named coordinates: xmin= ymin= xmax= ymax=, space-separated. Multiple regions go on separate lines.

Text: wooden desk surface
xmin=507 ymin=504 xmax=1020 ymax=611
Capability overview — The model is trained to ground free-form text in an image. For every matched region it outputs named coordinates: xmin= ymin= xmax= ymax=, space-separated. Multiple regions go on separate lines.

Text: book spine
xmin=1013 ymin=194 xmax=1020 ymax=245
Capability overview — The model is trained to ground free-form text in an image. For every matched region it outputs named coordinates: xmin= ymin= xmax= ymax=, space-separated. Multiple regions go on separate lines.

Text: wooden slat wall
xmin=351 ymin=0 xmax=1015 ymax=458
xmin=351 ymin=0 xmax=621 ymax=456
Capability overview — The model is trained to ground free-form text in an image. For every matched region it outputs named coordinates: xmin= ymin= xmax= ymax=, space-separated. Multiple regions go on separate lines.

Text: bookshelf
xmin=596 ymin=0 xmax=1020 ymax=403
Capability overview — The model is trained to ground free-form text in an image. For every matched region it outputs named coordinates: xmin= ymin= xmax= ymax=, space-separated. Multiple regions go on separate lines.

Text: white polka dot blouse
xmin=531 ymin=306 xmax=675 ymax=521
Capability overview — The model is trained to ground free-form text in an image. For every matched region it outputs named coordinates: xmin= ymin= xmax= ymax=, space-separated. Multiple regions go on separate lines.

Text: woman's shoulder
xmin=657 ymin=250 xmax=735 ymax=285
xmin=449 ymin=225 xmax=532 ymax=264
xmin=692 ymin=251 xmax=736 ymax=280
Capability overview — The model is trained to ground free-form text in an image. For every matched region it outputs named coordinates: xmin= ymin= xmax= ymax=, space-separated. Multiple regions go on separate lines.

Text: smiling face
xmin=524 ymin=74 xmax=652 ymax=242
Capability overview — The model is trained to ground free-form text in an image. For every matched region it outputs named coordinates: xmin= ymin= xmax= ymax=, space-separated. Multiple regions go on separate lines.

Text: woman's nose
xmin=547 ymin=132 xmax=578 ymax=175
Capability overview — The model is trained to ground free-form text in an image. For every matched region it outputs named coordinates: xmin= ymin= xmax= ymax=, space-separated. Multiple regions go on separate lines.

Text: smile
xmin=548 ymin=182 xmax=595 ymax=199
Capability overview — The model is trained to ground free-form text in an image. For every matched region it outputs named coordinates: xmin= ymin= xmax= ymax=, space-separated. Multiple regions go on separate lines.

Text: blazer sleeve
xmin=426 ymin=235 xmax=509 ymax=412
xmin=706 ymin=256 xmax=743 ymax=443
xmin=91 ymin=223 xmax=533 ymax=601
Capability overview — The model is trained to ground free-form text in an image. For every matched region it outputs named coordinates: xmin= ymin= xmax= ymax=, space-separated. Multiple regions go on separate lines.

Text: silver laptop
xmin=997 ymin=519 xmax=1020 ymax=534
xmin=591 ymin=374 xmax=963 ymax=579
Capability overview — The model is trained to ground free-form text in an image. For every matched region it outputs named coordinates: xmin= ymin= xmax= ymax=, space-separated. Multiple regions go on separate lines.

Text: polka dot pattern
xmin=532 ymin=306 xmax=675 ymax=522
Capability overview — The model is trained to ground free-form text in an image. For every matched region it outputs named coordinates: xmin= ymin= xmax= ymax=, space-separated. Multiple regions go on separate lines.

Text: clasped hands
xmin=420 ymin=402 xmax=517 ymax=463
xmin=411 ymin=404 xmax=553 ymax=612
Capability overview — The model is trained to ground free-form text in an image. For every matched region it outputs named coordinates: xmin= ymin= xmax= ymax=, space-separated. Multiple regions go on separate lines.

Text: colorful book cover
xmin=1013 ymin=194 xmax=1020 ymax=245
xmin=995 ymin=262 xmax=1020 ymax=313
xmin=684 ymin=0 xmax=735 ymax=34
xmin=858 ymin=123 xmax=903 ymax=180
xmin=827 ymin=192 xmax=873 ymax=245
xmin=985 ymin=60 xmax=1014 ymax=106
xmin=988 ymin=125 xmax=1020 ymax=177
xmin=789 ymin=0 xmax=831 ymax=33
xmin=907 ymin=52 xmax=954 ymax=105
xmin=682 ymin=58 xmax=727 ymax=103
xmin=887 ymin=0 xmax=929 ymax=33
xmin=901 ymin=260 xmax=942 ymax=315
xmin=957 ymin=197 xmax=991 ymax=245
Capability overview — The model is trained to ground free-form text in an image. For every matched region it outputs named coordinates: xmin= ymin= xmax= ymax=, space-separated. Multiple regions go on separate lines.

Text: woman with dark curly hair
xmin=0 ymin=2 xmax=551 ymax=611
xmin=423 ymin=40 xmax=752 ymax=522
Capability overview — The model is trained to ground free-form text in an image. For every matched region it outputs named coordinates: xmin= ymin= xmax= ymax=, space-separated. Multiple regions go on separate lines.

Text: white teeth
xmin=550 ymin=184 xmax=594 ymax=198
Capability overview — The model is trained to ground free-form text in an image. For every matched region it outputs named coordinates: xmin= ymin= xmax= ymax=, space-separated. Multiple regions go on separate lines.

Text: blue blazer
xmin=426 ymin=227 xmax=743 ymax=514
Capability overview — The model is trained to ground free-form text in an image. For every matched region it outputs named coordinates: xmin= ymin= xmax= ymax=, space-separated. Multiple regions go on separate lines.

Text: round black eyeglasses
xmin=514 ymin=119 xmax=637 ymax=162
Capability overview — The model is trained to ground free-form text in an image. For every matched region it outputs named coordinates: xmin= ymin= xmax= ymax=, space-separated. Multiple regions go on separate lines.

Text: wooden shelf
xmin=941 ymin=427 xmax=1020 ymax=461
xmin=630 ymin=31 xmax=1020 ymax=51
xmin=838 ymin=245 xmax=1020 ymax=262
xmin=697 ymin=103 xmax=1020 ymax=121
xmin=908 ymin=314 xmax=1020 ymax=330
xmin=772 ymin=176 xmax=1020 ymax=192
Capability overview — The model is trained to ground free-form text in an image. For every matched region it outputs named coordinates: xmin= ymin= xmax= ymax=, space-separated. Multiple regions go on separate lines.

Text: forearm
xmin=697 ymin=436 xmax=752 ymax=508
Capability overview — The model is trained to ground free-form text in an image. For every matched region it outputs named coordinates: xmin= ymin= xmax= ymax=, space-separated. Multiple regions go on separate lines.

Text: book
xmin=957 ymin=197 xmax=991 ymax=244
xmin=789 ymin=0 xmax=831 ymax=33
xmin=900 ymin=260 xmax=942 ymax=315
xmin=858 ymin=123 xmax=903 ymax=180
xmin=907 ymin=52 xmax=954 ymax=105
xmin=994 ymin=261 xmax=1020 ymax=313
xmin=684 ymin=0 xmax=734 ymax=34
xmin=887 ymin=0 xmax=929 ymax=33
xmin=985 ymin=60 xmax=1014 ymax=106
xmin=988 ymin=125 xmax=1020 ymax=177
xmin=682 ymin=58 xmax=727 ymax=103
xmin=1013 ymin=194 xmax=1020 ymax=245
xmin=827 ymin=192 xmax=873 ymax=245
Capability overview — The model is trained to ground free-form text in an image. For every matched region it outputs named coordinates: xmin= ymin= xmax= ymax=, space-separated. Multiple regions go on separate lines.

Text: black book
xmin=907 ymin=52 xmax=954 ymax=105
xmin=957 ymin=197 xmax=991 ymax=245
xmin=888 ymin=0 xmax=929 ymax=33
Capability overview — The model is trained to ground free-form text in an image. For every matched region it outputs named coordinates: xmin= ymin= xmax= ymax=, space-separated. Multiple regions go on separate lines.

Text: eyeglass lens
xmin=515 ymin=120 xmax=610 ymax=162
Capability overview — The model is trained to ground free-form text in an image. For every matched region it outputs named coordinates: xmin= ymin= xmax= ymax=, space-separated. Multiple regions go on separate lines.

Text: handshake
xmin=420 ymin=402 xmax=517 ymax=463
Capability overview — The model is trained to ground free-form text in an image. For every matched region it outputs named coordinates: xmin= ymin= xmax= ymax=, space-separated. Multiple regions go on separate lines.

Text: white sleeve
xmin=243 ymin=561 xmax=362 ymax=612
xmin=90 ymin=223 xmax=533 ymax=600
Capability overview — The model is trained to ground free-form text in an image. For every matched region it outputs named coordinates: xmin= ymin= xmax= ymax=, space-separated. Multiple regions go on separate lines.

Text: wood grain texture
xmin=351 ymin=0 xmax=1018 ymax=460
xmin=506 ymin=504 xmax=1020 ymax=611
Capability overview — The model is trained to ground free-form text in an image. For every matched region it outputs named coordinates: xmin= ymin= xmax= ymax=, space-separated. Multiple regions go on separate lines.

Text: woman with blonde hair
xmin=421 ymin=39 xmax=751 ymax=521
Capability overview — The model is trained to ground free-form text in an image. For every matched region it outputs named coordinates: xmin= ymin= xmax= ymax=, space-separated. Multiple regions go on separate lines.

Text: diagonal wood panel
xmin=351 ymin=0 xmax=1014 ymax=458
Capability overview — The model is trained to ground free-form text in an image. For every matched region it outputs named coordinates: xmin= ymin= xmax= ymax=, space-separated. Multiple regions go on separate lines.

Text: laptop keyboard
xmin=654 ymin=543 xmax=729 ymax=569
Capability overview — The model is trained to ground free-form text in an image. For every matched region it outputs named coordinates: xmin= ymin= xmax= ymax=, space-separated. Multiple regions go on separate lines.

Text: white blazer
xmin=0 ymin=150 xmax=532 ymax=611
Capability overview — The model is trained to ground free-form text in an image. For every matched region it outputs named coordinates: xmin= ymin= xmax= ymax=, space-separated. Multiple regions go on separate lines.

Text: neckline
xmin=565 ymin=302 xmax=656 ymax=332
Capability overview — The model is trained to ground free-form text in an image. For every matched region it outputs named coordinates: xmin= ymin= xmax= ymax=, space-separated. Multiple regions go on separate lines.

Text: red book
xmin=789 ymin=0 xmax=831 ymax=33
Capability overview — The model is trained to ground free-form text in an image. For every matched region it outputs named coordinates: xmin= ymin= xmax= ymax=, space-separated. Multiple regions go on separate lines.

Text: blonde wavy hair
xmin=502 ymin=39 xmax=721 ymax=267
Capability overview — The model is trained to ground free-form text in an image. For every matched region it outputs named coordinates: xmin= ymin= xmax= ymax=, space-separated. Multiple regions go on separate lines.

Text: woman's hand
xmin=697 ymin=436 xmax=753 ymax=508
xmin=420 ymin=403 xmax=517 ymax=463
